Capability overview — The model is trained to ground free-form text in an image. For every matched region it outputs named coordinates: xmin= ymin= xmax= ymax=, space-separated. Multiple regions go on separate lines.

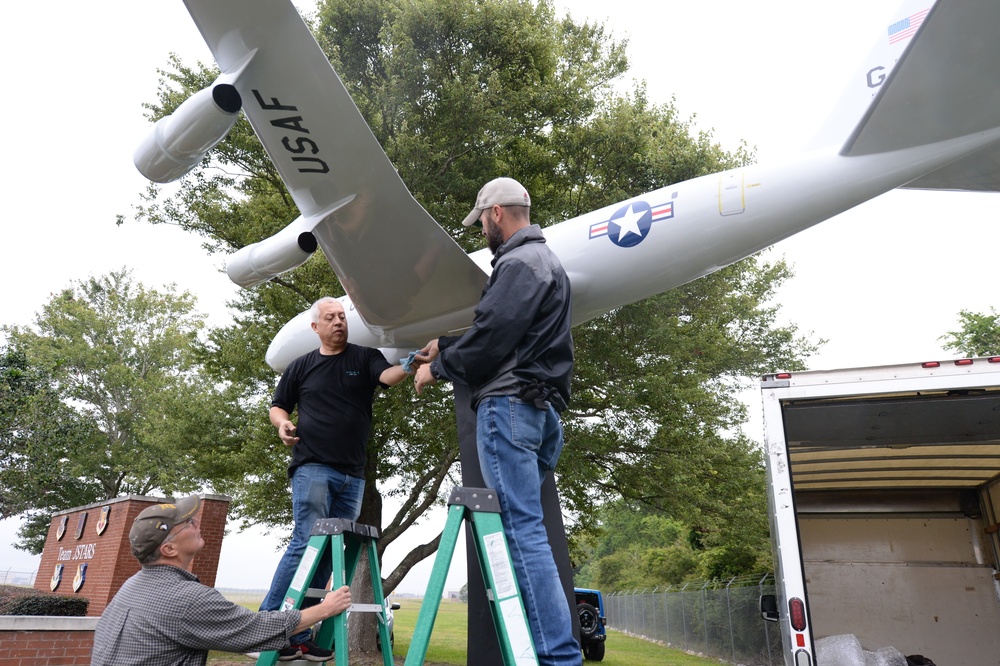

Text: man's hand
xmin=413 ymin=339 xmax=440 ymax=366
xmin=413 ymin=363 xmax=436 ymax=395
xmin=277 ymin=420 xmax=300 ymax=447
xmin=319 ymin=585 xmax=352 ymax=617
xmin=295 ymin=585 xmax=352 ymax=633
xmin=412 ymin=338 xmax=441 ymax=395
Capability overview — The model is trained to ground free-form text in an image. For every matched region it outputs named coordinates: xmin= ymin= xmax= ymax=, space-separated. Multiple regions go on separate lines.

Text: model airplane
xmin=135 ymin=0 xmax=1000 ymax=372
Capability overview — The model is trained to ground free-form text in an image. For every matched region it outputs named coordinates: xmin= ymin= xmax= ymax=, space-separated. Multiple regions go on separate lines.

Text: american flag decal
xmin=887 ymin=8 xmax=929 ymax=45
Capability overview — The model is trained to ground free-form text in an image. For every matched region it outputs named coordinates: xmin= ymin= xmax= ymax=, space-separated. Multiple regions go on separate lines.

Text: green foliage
xmin=561 ymin=255 xmax=814 ymax=566
xmin=125 ymin=0 xmax=815 ymax=606
xmin=941 ymin=307 xmax=1000 ymax=357
xmin=1 ymin=269 xmax=229 ymax=552
xmin=575 ymin=498 xmax=773 ymax=591
xmin=1 ymin=346 xmax=105 ymax=551
xmin=0 ymin=585 xmax=89 ymax=616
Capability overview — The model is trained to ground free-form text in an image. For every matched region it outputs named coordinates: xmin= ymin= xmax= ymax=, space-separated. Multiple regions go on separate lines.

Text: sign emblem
xmin=589 ymin=199 xmax=674 ymax=247
xmin=74 ymin=513 xmax=88 ymax=540
xmin=50 ymin=564 xmax=63 ymax=591
xmin=56 ymin=515 xmax=68 ymax=541
xmin=96 ymin=506 xmax=111 ymax=536
xmin=73 ymin=563 xmax=88 ymax=592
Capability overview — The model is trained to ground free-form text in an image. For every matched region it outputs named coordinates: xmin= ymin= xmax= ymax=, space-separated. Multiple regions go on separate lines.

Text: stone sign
xmin=34 ymin=494 xmax=230 ymax=617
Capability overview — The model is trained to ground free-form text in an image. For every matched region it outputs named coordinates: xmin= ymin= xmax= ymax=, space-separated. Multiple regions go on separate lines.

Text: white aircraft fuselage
xmin=136 ymin=0 xmax=1000 ymax=372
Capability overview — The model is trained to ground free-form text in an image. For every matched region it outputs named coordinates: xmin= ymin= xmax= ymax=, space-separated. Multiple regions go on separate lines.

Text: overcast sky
xmin=2 ymin=0 xmax=995 ymax=592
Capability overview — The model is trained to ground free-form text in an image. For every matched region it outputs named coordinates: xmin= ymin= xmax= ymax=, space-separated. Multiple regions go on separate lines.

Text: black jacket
xmin=431 ymin=224 xmax=573 ymax=411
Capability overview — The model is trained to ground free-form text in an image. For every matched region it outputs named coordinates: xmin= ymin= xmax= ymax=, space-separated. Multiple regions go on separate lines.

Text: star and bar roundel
xmin=589 ymin=199 xmax=674 ymax=247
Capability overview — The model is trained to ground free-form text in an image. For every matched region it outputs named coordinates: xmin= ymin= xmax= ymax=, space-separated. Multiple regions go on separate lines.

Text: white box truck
xmin=759 ymin=357 xmax=1000 ymax=666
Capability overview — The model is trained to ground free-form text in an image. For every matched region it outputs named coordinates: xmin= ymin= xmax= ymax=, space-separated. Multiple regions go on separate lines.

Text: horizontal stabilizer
xmin=901 ymin=143 xmax=1000 ymax=192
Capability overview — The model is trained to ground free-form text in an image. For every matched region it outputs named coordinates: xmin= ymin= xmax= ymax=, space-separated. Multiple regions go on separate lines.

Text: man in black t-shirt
xmin=259 ymin=296 xmax=409 ymax=662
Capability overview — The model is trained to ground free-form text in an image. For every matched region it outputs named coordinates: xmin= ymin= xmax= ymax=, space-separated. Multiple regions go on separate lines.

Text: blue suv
xmin=574 ymin=588 xmax=607 ymax=661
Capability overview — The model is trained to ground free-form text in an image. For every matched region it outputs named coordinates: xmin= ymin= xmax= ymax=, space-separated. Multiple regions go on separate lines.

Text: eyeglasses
xmin=163 ymin=517 xmax=198 ymax=544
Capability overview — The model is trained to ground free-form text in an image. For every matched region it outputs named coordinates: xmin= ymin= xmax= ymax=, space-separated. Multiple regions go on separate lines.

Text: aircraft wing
xmin=842 ymin=0 xmax=1000 ymax=192
xmin=181 ymin=0 xmax=486 ymax=328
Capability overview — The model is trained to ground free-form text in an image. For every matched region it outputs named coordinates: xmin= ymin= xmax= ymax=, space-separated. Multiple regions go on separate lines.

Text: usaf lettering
xmin=252 ymin=90 xmax=330 ymax=174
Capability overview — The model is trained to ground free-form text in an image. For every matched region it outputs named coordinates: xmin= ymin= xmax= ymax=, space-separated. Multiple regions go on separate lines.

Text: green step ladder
xmin=255 ymin=518 xmax=393 ymax=666
xmin=404 ymin=487 xmax=538 ymax=666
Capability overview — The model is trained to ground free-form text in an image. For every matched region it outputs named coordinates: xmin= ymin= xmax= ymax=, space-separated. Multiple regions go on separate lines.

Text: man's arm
xmin=379 ymin=364 xmax=411 ymax=387
xmin=269 ymin=406 xmax=300 ymax=447
xmin=429 ymin=260 xmax=543 ymax=388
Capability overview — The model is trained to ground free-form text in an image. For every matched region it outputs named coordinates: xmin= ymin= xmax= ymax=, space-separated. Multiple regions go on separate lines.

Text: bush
xmin=0 ymin=585 xmax=89 ymax=616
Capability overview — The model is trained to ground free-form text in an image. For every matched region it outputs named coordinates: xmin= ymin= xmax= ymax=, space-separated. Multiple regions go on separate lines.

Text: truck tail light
xmin=789 ymin=597 xmax=807 ymax=631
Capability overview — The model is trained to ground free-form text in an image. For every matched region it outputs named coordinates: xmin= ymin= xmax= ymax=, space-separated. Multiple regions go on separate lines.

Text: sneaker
xmin=277 ymin=645 xmax=302 ymax=661
xmin=296 ymin=639 xmax=334 ymax=662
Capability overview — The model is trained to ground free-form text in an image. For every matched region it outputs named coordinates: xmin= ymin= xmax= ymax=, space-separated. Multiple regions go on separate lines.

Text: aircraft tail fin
xmin=804 ymin=0 xmax=933 ymax=154
xmin=812 ymin=0 xmax=1000 ymax=193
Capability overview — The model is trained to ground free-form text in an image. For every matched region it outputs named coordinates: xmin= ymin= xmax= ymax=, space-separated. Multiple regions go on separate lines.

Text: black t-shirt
xmin=271 ymin=344 xmax=391 ymax=478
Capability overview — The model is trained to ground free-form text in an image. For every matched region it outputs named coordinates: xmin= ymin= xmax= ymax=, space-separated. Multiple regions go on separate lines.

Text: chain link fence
xmin=605 ymin=573 xmax=783 ymax=666
xmin=0 ymin=570 xmax=37 ymax=587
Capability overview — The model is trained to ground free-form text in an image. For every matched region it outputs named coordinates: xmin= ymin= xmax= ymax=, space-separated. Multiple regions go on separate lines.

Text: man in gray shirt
xmin=92 ymin=495 xmax=350 ymax=665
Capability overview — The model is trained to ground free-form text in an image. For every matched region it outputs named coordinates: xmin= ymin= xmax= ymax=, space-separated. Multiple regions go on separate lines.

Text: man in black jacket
xmin=414 ymin=177 xmax=580 ymax=666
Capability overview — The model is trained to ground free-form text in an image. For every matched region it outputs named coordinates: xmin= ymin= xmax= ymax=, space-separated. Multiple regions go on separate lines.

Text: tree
xmin=941 ymin=307 xmax=1000 ymax=357
xmin=1 ymin=269 xmax=230 ymax=552
xmin=0 ymin=345 xmax=103 ymax=552
xmin=129 ymin=0 xmax=817 ymax=655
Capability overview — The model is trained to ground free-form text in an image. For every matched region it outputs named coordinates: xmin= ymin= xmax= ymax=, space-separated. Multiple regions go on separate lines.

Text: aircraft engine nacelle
xmin=134 ymin=83 xmax=242 ymax=183
xmin=226 ymin=222 xmax=319 ymax=288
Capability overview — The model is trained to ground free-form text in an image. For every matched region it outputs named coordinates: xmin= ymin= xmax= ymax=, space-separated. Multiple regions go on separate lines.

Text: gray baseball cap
xmin=461 ymin=177 xmax=531 ymax=227
xmin=129 ymin=495 xmax=201 ymax=560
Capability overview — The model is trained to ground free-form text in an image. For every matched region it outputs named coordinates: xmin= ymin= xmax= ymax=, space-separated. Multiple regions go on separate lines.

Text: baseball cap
xmin=461 ymin=177 xmax=531 ymax=227
xmin=129 ymin=495 xmax=201 ymax=560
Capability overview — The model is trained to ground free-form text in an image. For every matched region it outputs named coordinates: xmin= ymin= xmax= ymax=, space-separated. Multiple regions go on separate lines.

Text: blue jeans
xmin=260 ymin=463 xmax=365 ymax=644
xmin=477 ymin=396 xmax=582 ymax=666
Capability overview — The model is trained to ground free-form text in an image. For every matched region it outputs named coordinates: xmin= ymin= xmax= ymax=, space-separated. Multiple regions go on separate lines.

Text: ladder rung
xmin=346 ymin=603 xmax=384 ymax=613
xmin=447 ymin=487 xmax=501 ymax=513
xmin=309 ymin=518 xmax=380 ymax=539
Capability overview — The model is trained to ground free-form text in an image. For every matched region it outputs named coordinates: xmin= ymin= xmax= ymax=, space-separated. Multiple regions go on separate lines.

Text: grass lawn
xmin=210 ymin=597 xmax=720 ymax=665
xmin=390 ymin=598 xmax=720 ymax=666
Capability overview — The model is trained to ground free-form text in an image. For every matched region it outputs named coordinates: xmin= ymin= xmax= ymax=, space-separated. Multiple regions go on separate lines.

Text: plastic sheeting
xmin=814 ymin=634 xmax=908 ymax=666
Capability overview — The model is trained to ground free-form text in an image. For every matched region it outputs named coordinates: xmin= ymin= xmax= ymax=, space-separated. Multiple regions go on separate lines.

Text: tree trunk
xmin=347 ymin=480 xmax=385 ymax=660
